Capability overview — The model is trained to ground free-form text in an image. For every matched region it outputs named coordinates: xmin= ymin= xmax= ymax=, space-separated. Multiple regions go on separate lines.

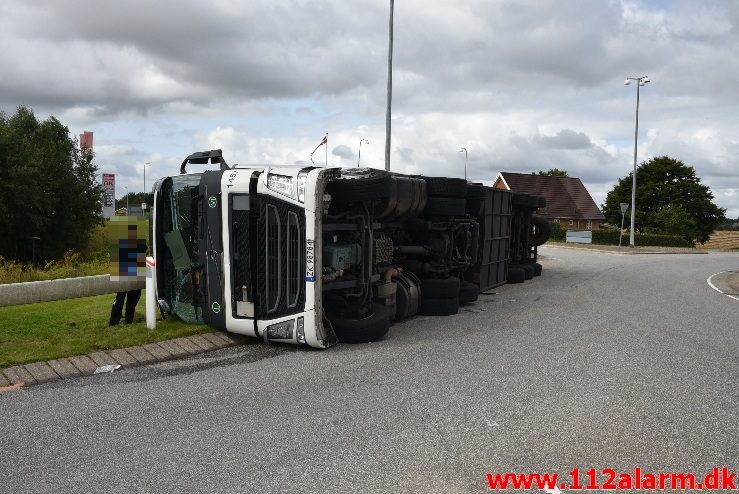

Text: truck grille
xmin=257 ymin=197 xmax=306 ymax=317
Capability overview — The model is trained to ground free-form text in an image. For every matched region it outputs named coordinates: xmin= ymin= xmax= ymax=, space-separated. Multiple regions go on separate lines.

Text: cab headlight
xmin=266 ymin=319 xmax=294 ymax=339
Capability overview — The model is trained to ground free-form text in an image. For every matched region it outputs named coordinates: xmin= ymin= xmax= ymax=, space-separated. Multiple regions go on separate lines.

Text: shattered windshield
xmin=159 ymin=174 xmax=202 ymax=323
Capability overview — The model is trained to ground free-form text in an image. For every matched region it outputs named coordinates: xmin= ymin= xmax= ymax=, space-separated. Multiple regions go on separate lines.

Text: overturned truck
xmin=151 ymin=150 xmax=550 ymax=348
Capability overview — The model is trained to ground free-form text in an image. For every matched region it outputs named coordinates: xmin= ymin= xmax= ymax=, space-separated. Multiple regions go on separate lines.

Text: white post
xmin=146 ymin=256 xmax=156 ymax=329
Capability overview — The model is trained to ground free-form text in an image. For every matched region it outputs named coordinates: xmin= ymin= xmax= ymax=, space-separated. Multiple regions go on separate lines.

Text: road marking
xmin=706 ymin=271 xmax=739 ymax=302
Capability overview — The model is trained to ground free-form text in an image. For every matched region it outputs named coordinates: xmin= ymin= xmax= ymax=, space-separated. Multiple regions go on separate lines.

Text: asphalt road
xmin=1 ymin=247 xmax=738 ymax=493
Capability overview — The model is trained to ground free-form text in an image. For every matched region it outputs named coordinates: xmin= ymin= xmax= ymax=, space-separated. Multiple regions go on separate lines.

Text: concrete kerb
xmin=0 ymin=331 xmax=247 ymax=391
xmin=542 ymin=243 xmax=709 ymax=255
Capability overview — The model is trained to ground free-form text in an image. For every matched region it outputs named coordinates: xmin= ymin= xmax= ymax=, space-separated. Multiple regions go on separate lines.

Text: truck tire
xmin=512 ymin=192 xmax=529 ymax=208
xmin=423 ymin=177 xmax=468 ymax=197
xmin=421 ymin=276 xmax=460 ymax=298
xmin=459 ymin=281 xmax=479 ymax=304
xmin=529 ymin=214 xmax=551 ymax=247
xmin=507 ymin=266 xmax=525 ymax=284
xmin=395 ymin=272 xmax=421 ymax=321
xmin=521 ymin=264 xmax=534 ymax=280
xmin=419 ymin=296 xmax=459 ymax=316
xmin=327 ymin=168 xmax=392 ymax=203
xmin=533 ymin=262 xmax=542 ymax=276
xmin=466 ymin=183 xmax=487 ymax=200
xmin=422 ymin=197 xmax=466 ymax=217
xmin=327 ymin=303 xmax=390 ymax=344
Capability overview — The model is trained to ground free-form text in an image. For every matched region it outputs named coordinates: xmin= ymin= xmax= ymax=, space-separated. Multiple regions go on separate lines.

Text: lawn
xmin=0 ymin=290 xmax=209 ymax=368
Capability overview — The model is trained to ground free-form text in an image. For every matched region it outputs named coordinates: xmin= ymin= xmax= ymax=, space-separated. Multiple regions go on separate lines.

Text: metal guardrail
xmin=0 ymin=275 xmax=145 ymax=308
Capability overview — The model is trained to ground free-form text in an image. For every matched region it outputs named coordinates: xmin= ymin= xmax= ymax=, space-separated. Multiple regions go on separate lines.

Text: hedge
xmin=546 ymin=222 xmax=693 ymax=248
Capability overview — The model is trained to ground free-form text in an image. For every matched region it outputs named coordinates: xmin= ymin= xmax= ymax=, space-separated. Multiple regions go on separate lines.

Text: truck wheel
xmin=459 ymin=281 xmax=479 ymax=304
xmin=419 ymin=297 xmax=459 ymax=316
xmin=511 ymin=192 xmax=529 ymax=208
xmin=327 ymin=168 xmax=392 ymax=203
xmin=466 ymin=183 xmax=487 ymax=200
xmin=533 ymin=262 xmax=542 ymax=276
xmin=521 ymin=264 xmax=534 ymax=280
xmin=507 ymin=266 xmax=525 ymax=284
xmin=529 ymin=214 xmax=550 ymax=247
xmin=421 ymin=276 xmax=460 ymax=298
xmin=327 ymin=303 xmax=390 ymax=344
xmin=422 ymin=197 xmax=466 ymax=217
xmin=394 ymin=272 xmax=421 ymax=320
xmin=423 ymin=177 xmax=468 ymax=197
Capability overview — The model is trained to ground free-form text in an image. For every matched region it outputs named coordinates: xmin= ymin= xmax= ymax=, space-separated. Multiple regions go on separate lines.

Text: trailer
xmin=151 ymin=150 xmax=550 ymax=348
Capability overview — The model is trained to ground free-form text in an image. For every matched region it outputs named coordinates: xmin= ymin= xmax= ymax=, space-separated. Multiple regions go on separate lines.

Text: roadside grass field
xmin=0 ymin=290 xmax=209 ymax=368
xmin=702 ymin=230 xmax=739 ymax=250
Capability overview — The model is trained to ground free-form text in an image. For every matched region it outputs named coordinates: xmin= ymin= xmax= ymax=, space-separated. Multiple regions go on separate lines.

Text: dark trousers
xmin=109 ymin=289 xmax=142 ymax=326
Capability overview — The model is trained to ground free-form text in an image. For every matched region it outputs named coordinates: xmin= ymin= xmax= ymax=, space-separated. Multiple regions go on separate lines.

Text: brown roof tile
xmin=498 ymin=172 xmax=605 ymax=221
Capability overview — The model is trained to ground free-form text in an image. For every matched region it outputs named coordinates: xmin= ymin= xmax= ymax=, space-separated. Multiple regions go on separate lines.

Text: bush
xmin=544 ymin=222 xmax=693 ymax=248
xmin=548 ymin=222 xmax=566 ymax=242
xmin=0 ymin=250 xmax=108 ymax=284
xmin=591 ymin=229 xmax=693 ymax=248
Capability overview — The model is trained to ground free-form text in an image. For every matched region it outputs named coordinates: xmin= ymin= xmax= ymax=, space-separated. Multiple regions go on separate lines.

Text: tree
xmin=0 ymin=106 xmax=102 ymax=262
xmin=602 ymin=156 xmax=725 ymax=243
xmin=537 ymin=168 xmax=568 ymax=177
xmin=116 ymin=191 xmax=154 ymax=211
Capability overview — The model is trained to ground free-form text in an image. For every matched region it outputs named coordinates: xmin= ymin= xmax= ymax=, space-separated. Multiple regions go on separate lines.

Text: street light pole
xmin=124 ymin=186 xmax=129 ymax=215
xmin=358 ymin=139 xmax=369 ymax=167
xmin=624 ymin=75 xmax=650 ymax=248
xmin=459 ymin=147 xmax=467 ymax=180
xmin=385 ymin=0 xmax=394 ymax=171
xmin=143 ymin=161 xmax=150 ymax=194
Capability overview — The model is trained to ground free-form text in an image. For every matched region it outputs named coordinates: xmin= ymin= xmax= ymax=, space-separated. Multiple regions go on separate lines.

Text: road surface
xmin=1 ymin=247 xmax=737 ymax=493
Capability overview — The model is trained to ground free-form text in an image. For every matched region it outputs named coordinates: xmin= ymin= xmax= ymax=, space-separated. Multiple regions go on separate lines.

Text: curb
xmin=0 ymin=331 xmax=249 ymax=391
xmin=542 ymin=244 xmax=708 ymax=255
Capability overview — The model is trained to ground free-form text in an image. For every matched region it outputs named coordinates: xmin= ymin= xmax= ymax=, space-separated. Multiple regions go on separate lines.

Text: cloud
xmin=332 ymin=145 xmax=354 ymax=160
xmin=1 ymin=0 xmax=738 ymax=218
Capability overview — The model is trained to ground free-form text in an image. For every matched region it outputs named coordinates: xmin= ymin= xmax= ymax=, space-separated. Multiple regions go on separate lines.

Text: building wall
xmin=552 ymin=218 xmax=602 ymax=230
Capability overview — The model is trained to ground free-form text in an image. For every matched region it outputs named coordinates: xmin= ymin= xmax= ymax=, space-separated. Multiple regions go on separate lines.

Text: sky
xmin=1 ymin=0 xmax=738 ymax=217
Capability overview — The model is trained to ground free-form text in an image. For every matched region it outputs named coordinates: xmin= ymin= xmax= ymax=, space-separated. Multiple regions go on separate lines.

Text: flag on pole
xmin=310 ymin=134 xmax=328 ymax=165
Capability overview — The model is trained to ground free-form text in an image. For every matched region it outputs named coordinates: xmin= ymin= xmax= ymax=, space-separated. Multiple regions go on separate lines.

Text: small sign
xmin=211 ymin=302 xmax=221 ymax=314
xmin=620 ymin=202 xmax=630 ymax=213
xmin=208 ymin=196 xmax=217 ymax=208
xmin=566 ymin=230 xmax=593 ymax=244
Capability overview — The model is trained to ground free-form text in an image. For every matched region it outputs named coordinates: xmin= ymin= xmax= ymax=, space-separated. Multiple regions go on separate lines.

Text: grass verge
xmin=0 ymin=290 xmax=209 ymax=368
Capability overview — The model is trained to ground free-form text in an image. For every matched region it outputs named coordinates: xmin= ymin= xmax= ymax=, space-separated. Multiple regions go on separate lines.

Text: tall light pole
xmin=459 ymin=147 xmax=468 ymax=180
xmin=385 ymin=0 xmax=394 ymax=171
xmin=143 ymin=161 xmax=150 ymax=195
xmin=624 ymin=75 xmax=650 ymax=248
xmin=358 ymin=139 xmax=369 ymax=167
xmin=124 ymin=186 xmax=129 ymax=215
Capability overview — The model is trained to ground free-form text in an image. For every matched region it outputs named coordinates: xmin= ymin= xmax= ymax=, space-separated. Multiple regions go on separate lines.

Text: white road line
xmin=706 ymin=271 xmax=739 ymax=302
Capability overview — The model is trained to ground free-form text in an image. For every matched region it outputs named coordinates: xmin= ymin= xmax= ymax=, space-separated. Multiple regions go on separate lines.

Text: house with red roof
xmin=493 ymin=172 xmax=606 ymax=230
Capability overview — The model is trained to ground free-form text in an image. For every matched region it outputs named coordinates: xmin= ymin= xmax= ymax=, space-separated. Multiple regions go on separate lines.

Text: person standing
xmin=109 ymin=221 xmax=147 ymax=326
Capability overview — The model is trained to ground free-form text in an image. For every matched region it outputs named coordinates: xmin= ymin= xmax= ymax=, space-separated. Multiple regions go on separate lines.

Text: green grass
xmin=0 ymin=290 xmax=209 ymax=368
